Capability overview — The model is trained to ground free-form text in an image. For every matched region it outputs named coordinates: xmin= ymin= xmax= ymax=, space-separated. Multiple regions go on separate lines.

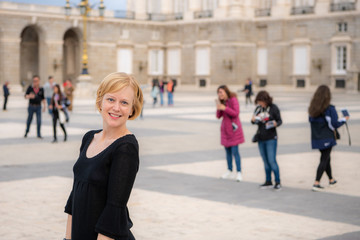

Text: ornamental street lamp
xmin=64 ymin=0 xmax=105 ymax=75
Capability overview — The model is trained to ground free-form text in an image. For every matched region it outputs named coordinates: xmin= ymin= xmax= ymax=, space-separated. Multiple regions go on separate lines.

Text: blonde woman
xmin=64 ymin=72 xmax=143 ymax=240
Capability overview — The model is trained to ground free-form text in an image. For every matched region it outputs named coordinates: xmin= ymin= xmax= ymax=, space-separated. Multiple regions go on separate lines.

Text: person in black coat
xmin=251 ymin=91 xmax=282 ymax=190
xmin=64 ymin=72 xmax=144 ymax=240
xmin=3 ymin=81 xmax=10 ymax=111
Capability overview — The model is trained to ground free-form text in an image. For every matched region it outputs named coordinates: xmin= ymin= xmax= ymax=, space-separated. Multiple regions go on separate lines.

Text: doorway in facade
xmin=20 ymin=26 xmax=39 ymax=88
xmin=63 ymin=29 xmax=80 ymax=84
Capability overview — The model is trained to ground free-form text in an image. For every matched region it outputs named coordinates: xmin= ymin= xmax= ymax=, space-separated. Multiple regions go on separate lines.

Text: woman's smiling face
xmin=217 ymin=88 xmax=228 ymax=101
xmin=100 ymin=86 xmax=135 ymax=129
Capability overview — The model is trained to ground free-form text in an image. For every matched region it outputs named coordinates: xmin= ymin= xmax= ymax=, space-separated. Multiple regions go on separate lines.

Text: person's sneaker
xmin=259 ymin=181 xmax=273 ymax=189
xmin=329 ymin=180 xmax=337 ymax=187
xmin=236 ymin=172 xmax=242 ymax=182
xmin=274 ymin=183 xmax=282 ymax=191
xmin=221 ymin=170 xmax=232 ymax=179
xmin=312 ymin=184 xmax=325 ymax=192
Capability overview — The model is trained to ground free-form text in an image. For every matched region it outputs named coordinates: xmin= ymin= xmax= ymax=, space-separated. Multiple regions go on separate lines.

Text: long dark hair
xmin=53 ymin=84 xmax=63 ymax=102
xmin=217 ymin=85 xmax=237 ymax=104
xmin=308 ymin=85 xmax=331 ymax=117
xmin=255 ymin=90 xmax=273 ymax=106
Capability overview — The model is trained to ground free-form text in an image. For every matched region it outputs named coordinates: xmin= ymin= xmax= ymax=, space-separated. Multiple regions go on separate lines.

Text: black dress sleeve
xmin=64 ymin=190 xmax=73 ymax=215
xmin=95 ymin=142 xmax=139 ymax=239
xmin=64 ymin=131 xmax=94 ymax=215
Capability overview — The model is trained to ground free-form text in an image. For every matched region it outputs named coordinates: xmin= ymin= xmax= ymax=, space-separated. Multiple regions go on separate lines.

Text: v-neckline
xmin=85 ymin=130 xmax=133 ymax=159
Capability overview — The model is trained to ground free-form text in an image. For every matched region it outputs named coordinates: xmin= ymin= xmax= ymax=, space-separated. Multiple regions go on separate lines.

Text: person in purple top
xmin=216 ymin=85 xmax=245 ymax=182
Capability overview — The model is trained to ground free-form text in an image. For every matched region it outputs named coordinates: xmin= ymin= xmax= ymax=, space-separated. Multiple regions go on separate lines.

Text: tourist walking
xmin=151 ymin=81 xmax=160 ymax=107
xmin=64 ymin=72 xmax=143 ymax=240
xmin=251 ymin=91 xmax=282 ymax=190
xmin=3 ymin=81 xmax=10 ymax=111
xmin=308 ymin=85 xmax=349 ymax=192
xmin=167 ymin=79 xmax=175 ymax=106
xmin=44 ymin=76 xmax=54 ymax=114
xmin=159 ymin=79 xmax=164 ymax=106
xmin=216 ymin=85 xmax=245 ymax=182
xmin=24 ymin=75 xmax=45 ymax=139
xmin=242 ymin=78 xmax=253 ymax=105
xmin=50 ymin=84 xmax=67 ymax=143
xmin=63 ymin=79 xmax=74 ymax=111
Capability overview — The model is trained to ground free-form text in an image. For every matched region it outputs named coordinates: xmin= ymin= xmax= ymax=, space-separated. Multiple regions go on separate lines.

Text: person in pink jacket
xmin=216 ymin=85 xmax=245 ymax=181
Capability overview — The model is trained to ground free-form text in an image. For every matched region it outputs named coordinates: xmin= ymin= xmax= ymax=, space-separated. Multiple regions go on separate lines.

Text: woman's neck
xmin=101 ymin=125 xmax=130 ymax=141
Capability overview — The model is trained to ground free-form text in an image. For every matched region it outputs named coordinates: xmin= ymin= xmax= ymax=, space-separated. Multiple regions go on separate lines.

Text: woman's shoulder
xmin=270 ymin=103 xmax=280 ymax=111
xmin=82 ymin=129 xmax=100 ymax=141
xmin=113 ymin=134 xmax=139 ymax=153
xmin=324 ymin=105 xmax=337 ymax=115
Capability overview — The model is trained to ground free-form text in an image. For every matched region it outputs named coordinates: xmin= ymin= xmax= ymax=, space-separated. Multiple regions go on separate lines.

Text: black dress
xmin=65 ymin=130 xmax=139 ymax=240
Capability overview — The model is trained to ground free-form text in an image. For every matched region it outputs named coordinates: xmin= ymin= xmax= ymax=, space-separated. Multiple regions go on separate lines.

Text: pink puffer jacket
xmin=216 ymin=97 xmax=245 ymax=147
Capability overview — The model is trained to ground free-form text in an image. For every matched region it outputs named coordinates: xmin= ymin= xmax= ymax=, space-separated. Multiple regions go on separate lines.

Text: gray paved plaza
xmin=0 ymin=87 xmax=360 ymax=239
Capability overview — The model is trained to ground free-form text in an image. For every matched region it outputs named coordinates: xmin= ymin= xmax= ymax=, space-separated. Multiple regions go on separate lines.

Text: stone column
xmin=162 ymin=0 xmax=171 ymax=14
xmin=272 ymin=0 xmax=291 ymax=18
xmin=45 ymin=40 xmax=64 ymax=84
xmin=315 ymin=0 xmax=331 ymax=15
xmin=184 ymin=0 xmax=201 ymax=20
xmin=0 ymin=37 xmax=22 ymax=92
xmin=134 ymin=0 xmax=148 ymax=20
xmin=214 ymin=0 xmax=229 ymax=18
xmin=228 ymin=0 xmax=243 ymax=18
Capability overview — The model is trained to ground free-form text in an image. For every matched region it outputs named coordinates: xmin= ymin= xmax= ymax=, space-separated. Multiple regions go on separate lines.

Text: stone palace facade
xmin=0 ymin=0 xmax=359 ymax=91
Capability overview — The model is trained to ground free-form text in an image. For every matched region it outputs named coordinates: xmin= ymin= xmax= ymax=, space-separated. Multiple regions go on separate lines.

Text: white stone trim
xmin=88 ymin=42 xmax=117 ymax=47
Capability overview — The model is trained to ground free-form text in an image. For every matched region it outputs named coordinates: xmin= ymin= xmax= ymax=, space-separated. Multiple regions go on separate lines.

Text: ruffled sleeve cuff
xmin=95 ymin=204 xmax=132 ymax=239
xmin=64 ymin=190 xmax=73 ymax=215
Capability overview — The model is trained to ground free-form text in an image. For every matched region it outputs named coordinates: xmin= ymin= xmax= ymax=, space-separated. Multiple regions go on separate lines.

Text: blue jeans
xmin=225 ymin=145 xmax=241 ymax=172
xmin=258 ymin=139 xmax=280 ymax=183
xmin=168 ymin=92 xmax=173 ymax=105
xmin=46 ymin=97 xmax=53 ymax=114
xmin=160 ymin=91 xmax=164 ymax=105
xmin=26 ymin=105 xmax=42 ymax=137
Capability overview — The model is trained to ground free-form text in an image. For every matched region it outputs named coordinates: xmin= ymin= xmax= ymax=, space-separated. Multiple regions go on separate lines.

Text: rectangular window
xmin=167 ymin=48 xmax=181 ymax=75
xmin=148 ymin=49 xmax=164 ymax=75
xmin=196 ymin=47 xmax=210 ymax=75
xmin=293 ymin=46 xmax=309 ymax=75
xmin=257 ymin=48 xmax=268 ymax=75
xmin=336 ymin=46 xmax=347 ymax=72
xmin=338 ymin=22 xmax=348 ymax=32
xmin=117 ymin=49 xmax=133 ymax=74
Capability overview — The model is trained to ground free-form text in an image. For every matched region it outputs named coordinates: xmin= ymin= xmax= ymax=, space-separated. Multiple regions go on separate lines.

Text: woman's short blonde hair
xmin=96 ymin=72 xmax=143 ymax=120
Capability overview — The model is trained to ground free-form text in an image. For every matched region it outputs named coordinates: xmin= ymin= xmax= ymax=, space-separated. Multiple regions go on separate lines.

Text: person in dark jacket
xmin=308 ymin=85 xmax=349 ymax=192
xmin=242 ymin=78 xmax=253 ymax=105
xmin=24 ymin=75 xmax=45 ymax=138
xmin=251 ymin=91 xmax=282 ymax=190
xmin=3 ymin=81 xmax=10 ymax=111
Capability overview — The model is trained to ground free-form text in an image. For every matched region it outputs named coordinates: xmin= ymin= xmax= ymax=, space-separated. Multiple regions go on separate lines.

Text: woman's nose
xmin=113 ymin=102 xmax=121 ymax=111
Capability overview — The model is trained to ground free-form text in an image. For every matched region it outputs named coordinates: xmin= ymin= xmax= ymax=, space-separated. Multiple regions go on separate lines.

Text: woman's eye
xmin=107 ymin=98 xmax=114 ymax=102
xmin=121 ymin=101 xmax=128 ymax=105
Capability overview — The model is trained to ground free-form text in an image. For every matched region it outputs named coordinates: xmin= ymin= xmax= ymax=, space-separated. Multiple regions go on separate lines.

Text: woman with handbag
xmin=251 ymin=91 xmax=282 ymax=190
xmin=308 ymin=85 xmax=349 ymax=191
xmin=50 ymin=84 xmax=67 ymax=143
xmin=216 ymin=85 xmax=245 ymax=182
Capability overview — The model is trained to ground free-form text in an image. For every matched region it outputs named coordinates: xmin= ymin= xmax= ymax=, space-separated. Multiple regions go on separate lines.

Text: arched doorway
xmin=20 ymin=26 xmax=39 ymax=88
xmin=63 ymin=29 xmax=80 ymax=83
